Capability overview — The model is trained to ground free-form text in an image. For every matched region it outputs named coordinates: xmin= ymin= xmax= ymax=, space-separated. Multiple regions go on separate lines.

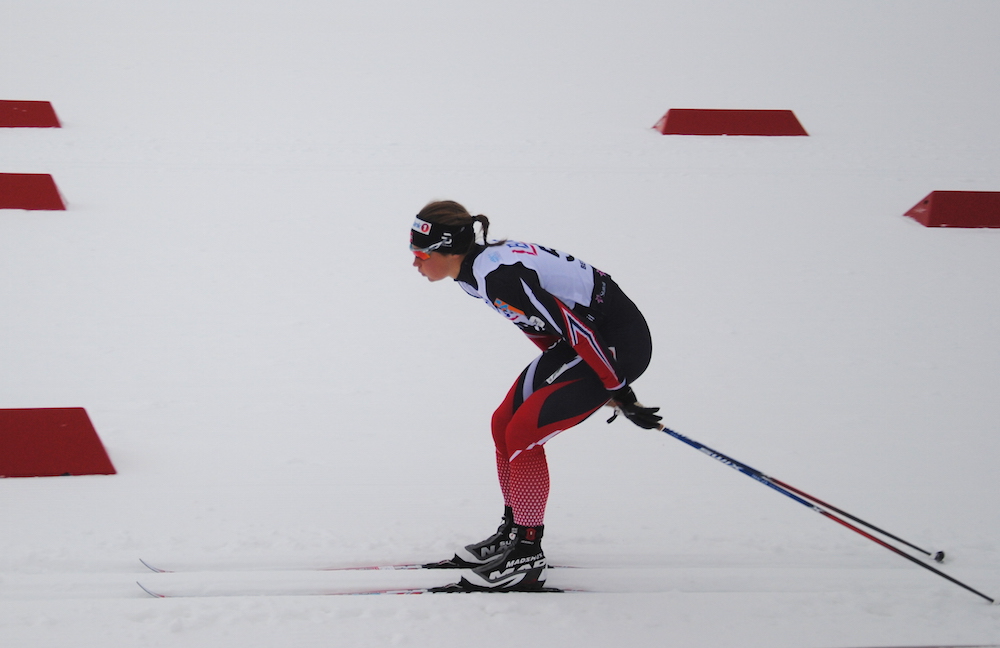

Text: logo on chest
xmin=493 ymin=299 xmax=546 ymax=331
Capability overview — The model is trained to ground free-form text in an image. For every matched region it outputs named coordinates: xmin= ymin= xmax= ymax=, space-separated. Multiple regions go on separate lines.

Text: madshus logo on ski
xmin=488 ymin=553 xmax=545 ymax=585
xmin=137 ymin=424 xmax=996 ymax=602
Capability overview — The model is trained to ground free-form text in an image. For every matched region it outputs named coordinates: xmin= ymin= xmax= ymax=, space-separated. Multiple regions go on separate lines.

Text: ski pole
xmin=656 ymin=424 xmax=995 ymax=604
xmin=764 ymin=473 xmax=944 ymax=563
xmin=658 ymin=424 xmax=942 ymax=562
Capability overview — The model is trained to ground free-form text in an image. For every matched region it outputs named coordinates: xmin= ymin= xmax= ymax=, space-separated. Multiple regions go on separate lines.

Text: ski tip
xmin=136 ymin=581 xmax=167 ymax=598
xmin=139 ymin=558 xmax=170 ymax=573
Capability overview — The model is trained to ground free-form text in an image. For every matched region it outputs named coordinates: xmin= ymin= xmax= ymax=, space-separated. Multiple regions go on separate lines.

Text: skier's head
xmin=410 ymin=200 xmax=484 ymax=257
xmin=411 ymin=200 xmax=506 ymax=282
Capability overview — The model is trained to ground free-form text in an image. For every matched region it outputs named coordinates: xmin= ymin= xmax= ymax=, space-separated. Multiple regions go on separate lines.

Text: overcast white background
xmin=2 ymin=1 xmax=999 ymax=646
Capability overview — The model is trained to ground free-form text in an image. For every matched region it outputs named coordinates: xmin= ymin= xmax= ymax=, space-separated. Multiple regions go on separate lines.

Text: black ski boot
xmin=448 ymin=506 xmax=514 ymax=567
xmin=458 ymin=524 xmax=547 ymax=591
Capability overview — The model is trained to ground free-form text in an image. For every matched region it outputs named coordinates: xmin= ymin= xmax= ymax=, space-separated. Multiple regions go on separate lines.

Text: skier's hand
xmin=606 ymin=386 xmax=662 ymax=429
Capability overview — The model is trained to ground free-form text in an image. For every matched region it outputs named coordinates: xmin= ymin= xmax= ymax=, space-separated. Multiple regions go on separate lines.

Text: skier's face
xmin=412 ymin=251 xmax=456 ymax=282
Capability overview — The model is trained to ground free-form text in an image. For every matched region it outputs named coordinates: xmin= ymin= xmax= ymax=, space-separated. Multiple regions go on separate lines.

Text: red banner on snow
xmin=654 ymin=109 xmax=808 ymax=136
xmin=0 ymin=173 xmax=66 ymax=210
xmin=0 ymin=100 xmax=61 ymax=127
xmin=0 ymin=408 xmax=116 ymax=478
xmin=904 ymin=191 xmax=1000 ymax=228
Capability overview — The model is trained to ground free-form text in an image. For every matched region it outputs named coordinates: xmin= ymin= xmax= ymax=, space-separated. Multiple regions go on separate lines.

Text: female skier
xmin=411 ymin=200 xmax=660 ymax=591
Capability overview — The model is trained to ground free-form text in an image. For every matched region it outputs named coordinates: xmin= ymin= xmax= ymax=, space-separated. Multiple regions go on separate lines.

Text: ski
xmin=140 ymin=558 xmax=442 ymax=574
xmin=136 ymin=580 xmax=575 ymax=598
xmin=140 ymin=557 xmax=575 ymax=574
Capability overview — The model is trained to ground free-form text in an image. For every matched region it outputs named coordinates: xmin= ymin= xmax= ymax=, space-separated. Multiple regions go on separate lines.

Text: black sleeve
xmin=484 ymin=264 xmax=625 ymax=390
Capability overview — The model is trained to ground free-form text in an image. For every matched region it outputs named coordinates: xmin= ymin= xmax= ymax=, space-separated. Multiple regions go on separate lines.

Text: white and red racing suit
xmin=456 ymin=241 xmax=653 ymax=526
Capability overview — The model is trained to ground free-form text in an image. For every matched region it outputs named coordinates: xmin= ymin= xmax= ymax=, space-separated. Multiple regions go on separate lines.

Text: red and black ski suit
xmin=456 ymin=241 xmax=653 ymax=526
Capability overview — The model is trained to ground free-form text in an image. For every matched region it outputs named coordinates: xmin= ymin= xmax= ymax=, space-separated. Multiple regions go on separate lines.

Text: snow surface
xmin=3 ymin=1 xmax=1000 ymax=646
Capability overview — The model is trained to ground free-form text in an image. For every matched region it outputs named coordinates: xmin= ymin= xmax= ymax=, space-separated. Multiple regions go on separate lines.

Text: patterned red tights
xmin=495 ymin=446 xmax=550 ymax=527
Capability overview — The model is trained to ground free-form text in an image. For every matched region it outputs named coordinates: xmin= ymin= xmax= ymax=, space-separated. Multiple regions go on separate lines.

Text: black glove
xmin=606 ymin=386 xmax=662 ymax=430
